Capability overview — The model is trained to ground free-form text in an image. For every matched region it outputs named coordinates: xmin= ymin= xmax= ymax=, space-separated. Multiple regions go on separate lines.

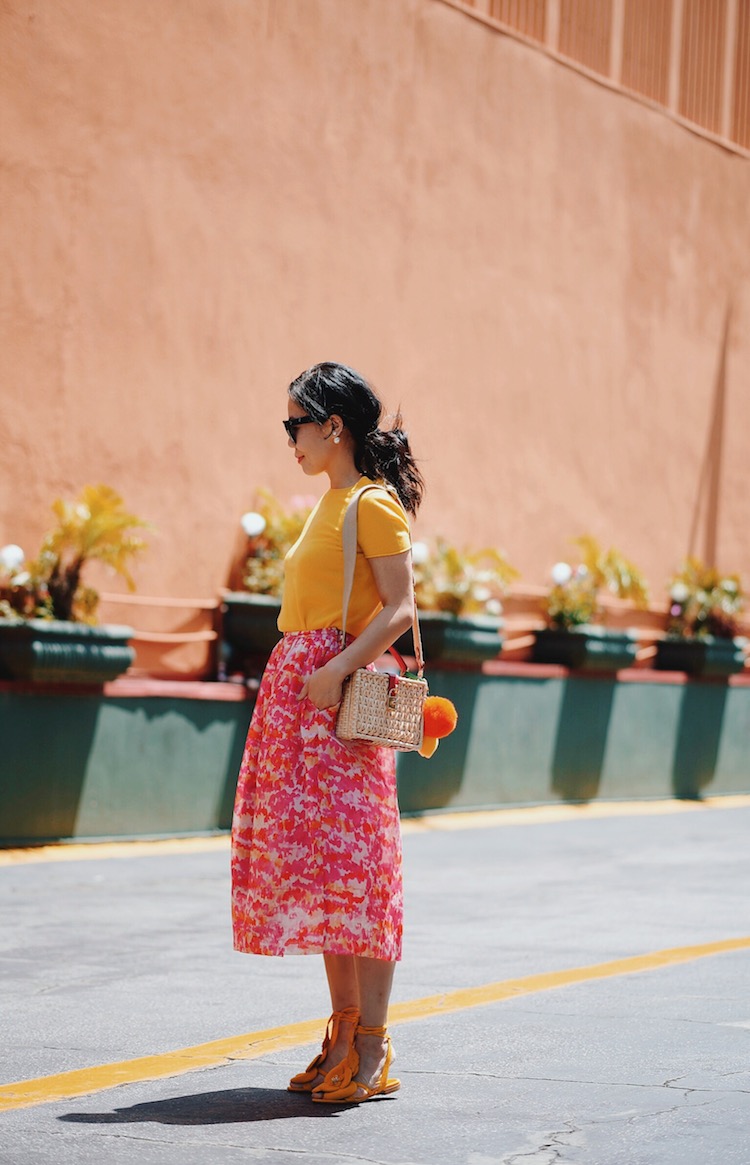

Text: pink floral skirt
xmin=231 ymin=628 xmax=403 ymax=961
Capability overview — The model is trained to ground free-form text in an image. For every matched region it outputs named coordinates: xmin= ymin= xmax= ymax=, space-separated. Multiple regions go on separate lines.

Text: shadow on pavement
xmin=57 ymin=1086 xmax=369 ymax=1125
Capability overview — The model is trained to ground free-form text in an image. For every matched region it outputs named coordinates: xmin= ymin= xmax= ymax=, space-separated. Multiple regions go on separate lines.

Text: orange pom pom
xmin=418 ymin=735 xmax=440 ymax=759
xmin=422 ymin=696 xmax=458 ymax=739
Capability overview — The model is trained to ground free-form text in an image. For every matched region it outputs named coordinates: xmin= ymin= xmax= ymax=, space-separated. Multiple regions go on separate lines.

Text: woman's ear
xmin=328 ymin=413 xmax=344 ymax=443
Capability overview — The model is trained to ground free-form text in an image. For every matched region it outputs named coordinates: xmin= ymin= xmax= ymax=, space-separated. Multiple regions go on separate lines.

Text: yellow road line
xmin=0 ymin=836 xmax=230 ymax=866
xmin=2 ymin=936 xmax=748 ymax=1113
xmin=3 ymin=795 xmax=750 ymax=865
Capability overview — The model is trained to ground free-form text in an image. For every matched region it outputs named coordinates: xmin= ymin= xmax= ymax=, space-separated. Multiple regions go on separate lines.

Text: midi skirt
xmin=231 ymin=628 xmax=403 ymax=961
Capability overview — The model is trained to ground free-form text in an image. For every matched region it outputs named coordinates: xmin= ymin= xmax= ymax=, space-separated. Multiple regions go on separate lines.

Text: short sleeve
xmin=357 ymin=489 xmax=411 ymax=558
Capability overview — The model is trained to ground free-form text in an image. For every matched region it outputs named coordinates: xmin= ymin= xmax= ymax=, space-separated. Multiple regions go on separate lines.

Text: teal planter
xmin=654 ymin=635 xmax=747 ymax=678
xmin=0 ymin=619 xmax=135 ymax=684
xmin=221 ymin=592 xmax=282 ymax=675
xmin=531 ymin=625 xmax=638 ymax=672
xmin=0 ymin=681 xmax=253 ymax=844
xmin=395 ymin=611 xmax=503 ymax=666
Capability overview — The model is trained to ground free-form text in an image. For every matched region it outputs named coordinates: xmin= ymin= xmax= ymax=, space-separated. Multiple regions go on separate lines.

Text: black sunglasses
xmin=283 ymin=415 xmax=317 ymax=441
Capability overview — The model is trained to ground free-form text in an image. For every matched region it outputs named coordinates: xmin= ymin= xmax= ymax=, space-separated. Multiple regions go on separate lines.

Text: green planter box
xmin=654 ymin=636 xmax=747 ymax=678
xmin=221 ymin=592 xmax=282 ymax=675
xmin=0 ymin=680 xmax=254 ymax=844
xmin=0 ymin=619 xmax=135 ymax=684
xmin=395 ymin=611 xmax=503 ymax=666
xmin=531 ymin=626 xmax=638 ymax=672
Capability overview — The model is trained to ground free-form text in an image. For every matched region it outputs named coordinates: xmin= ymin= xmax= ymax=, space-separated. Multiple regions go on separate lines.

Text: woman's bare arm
xmin=299 ymin=549 xmax=414 ymax=710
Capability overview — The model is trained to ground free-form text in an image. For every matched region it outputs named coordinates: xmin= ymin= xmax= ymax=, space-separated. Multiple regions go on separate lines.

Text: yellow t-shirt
xmin=278 ymin=477 xmax=411 ymax=637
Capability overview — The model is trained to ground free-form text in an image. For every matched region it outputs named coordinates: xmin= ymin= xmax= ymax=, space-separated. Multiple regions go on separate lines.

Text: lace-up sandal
xmin=312 ymin=1024 xmax=400 ymax=1104
xmin=287 ymin=1006 xmax=360 ymax=1094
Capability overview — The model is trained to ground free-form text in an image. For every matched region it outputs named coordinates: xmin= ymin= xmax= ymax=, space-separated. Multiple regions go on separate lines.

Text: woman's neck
xmin=327 ymin=465 xmax=364 ymax=490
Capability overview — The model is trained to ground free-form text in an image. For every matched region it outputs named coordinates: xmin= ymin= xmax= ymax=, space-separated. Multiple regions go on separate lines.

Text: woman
xmin=231 ymin=361 xmax=424 ymax=1104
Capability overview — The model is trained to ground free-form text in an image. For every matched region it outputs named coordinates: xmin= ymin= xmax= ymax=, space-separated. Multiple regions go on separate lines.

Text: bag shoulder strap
xmin=340 ymin=483 xmax=425 ymax=677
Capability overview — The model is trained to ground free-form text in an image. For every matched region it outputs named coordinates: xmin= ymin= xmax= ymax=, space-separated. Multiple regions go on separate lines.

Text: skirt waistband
xmin=281 ymin=627 xmax=349 ymax=644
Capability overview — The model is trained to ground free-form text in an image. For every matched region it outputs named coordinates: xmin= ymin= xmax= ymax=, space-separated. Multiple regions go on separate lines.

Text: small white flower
xmin=240 ymin=511 xmax=267 ymax=538
xmin=722 ymin=579 xmax=738 ymax=594
xmin=551 ymin=561 xmax=573 ymax=586
xmin=411 ymin=541 xmax=429 ymax=565
xmin=11 ymin=570 xmax=30 ymax=586
xmin=670 ymin=582 xmax=690 ymax=603
xmin=485 ymin=598 xmax=503 ymax=616
xmin=472 ymin=585 xmax=492 ymax=604
xmin=0 ymin=544 xmax=25 ymax=573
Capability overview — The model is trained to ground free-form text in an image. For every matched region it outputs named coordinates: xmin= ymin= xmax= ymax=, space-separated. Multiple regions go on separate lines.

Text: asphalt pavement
xmin=2 ymin=798 xmax=750 ymax=1165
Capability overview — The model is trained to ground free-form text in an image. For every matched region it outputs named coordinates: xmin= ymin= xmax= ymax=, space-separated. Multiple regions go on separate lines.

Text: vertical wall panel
xmin=488 ymin=0 xmax=547 ymax=39
xmin=451 ymin=0 xmax=748 ymax=151
xmin=621 ymin=0 xmax=672 ymax=105
xmin=733 ymin=0 xmax=750 ymax=146
xmin=679 ymin=0 xmax=726 ymax=134
xmin=558 ymin=0 xmax=614 ymax=74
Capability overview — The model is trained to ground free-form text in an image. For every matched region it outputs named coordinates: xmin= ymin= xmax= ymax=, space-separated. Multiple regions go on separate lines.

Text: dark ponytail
xmin=288 ymin=362 xmax=425 ymax=516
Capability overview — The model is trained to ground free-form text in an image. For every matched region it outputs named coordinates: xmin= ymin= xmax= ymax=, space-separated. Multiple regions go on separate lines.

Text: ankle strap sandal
xmin=312 ymin=1024 xmax=400 ymax=1104
xmin=287 ymin=1006 xmax=359 ymax=1094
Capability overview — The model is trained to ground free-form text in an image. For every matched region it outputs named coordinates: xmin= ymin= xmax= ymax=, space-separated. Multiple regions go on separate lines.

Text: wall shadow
xmin=551 ymin=677 xmax=617 ymax=803
xmin=688 ymin=302 xmax=731 ymax=565
xmin=672 ymin=679 xmax=729 ymax=800
xmin=396 ymin=669 xmax=481 ymax=813
xmin=0 ymin=690 xmax=100 ymax=844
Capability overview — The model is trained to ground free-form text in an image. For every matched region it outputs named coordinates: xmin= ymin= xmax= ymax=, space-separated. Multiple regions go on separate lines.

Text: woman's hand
xmin=298 ymin=660 xmax=347 ymax=710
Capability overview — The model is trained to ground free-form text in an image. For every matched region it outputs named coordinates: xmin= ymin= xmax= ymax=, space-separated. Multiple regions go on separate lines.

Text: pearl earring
xmin=333 ymin=435 xmax=341 ymax=444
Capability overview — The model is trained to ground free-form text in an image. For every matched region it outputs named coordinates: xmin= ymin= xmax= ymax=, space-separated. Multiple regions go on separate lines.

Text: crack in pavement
xmin=498 ymin=1095 xmax=731 ymax=1165
xmin=501 ymin=1121 xmax=583 ymax=1164
xmin=50 ymin=1126 xmax=411 ymax=1163
xmin=406 ymin=1069 xmax=750 ymax=1095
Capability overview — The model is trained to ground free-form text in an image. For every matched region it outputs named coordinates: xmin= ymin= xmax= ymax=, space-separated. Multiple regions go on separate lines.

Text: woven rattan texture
xmin=336 ymin=669 xmax=426 ymax=751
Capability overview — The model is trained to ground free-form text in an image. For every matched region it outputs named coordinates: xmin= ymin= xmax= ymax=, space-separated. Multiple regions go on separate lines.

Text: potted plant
xmin=395 ymin=537 xmax=519 ymax=665
xmin=654 ymin=558 xmax=747 ymax=677
xmin=531 ymin=536 xmax=649 ymax=671
xmin=221 ymin=490 xmax=314 ymax=675
xmin=0 ymin=484 xmax=149 ymax=683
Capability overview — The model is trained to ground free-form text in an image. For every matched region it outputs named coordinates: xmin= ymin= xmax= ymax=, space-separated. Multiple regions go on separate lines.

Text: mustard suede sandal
xmin=310 ymin=1036 xmax=360 ymax=1102
xmin=312 ymin=1024 xmax=400 ymax=1104
xmin=287 ymin=1006 xmax=360 ymax=1094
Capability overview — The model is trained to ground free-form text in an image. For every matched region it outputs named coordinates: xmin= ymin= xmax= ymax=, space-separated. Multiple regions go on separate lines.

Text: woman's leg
xmin=312 ymin=953 xmax=396 ymax=1089
xmin=323 ymin=953 xmax=359 ymax=1011
xmin=307 ymin=953 xmax=359 ymax=1076
xmin=354 ymin=955 xmax=395 ymax=1027
xmin=352 ymin=956 xmax=396 ymax=1090
xmin=289 ymin=955 xmax=359 ymax=1091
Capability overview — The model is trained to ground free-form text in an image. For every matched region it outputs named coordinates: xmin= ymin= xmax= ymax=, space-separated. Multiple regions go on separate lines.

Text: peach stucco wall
xmin=2 ymin=0 xmax=750 ymax=612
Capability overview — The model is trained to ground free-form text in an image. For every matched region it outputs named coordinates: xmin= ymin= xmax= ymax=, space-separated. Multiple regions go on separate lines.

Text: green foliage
xmin=241 ymin=489 xmax=313 ymax=598
xmin=1 ymin=485 xmax=150 ymax=623
xmin=545 ymin=535 xmax=649 ymax=631
xmin=667 ymin=558 xmax=744 ymax=640
xmin=0 ymin=561 xmax=53 ymax=621
xmin=412 ymin=538 xmax=519 ymax=617
xmin=575 ymin=535 xmax=650 ymax=607
xmin=545 ymin=573 xmax=598 ymax=629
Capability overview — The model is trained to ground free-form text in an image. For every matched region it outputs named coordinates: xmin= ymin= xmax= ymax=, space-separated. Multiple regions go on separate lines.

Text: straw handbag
xmin=336 ymin=484 xmax=428 ymax=751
